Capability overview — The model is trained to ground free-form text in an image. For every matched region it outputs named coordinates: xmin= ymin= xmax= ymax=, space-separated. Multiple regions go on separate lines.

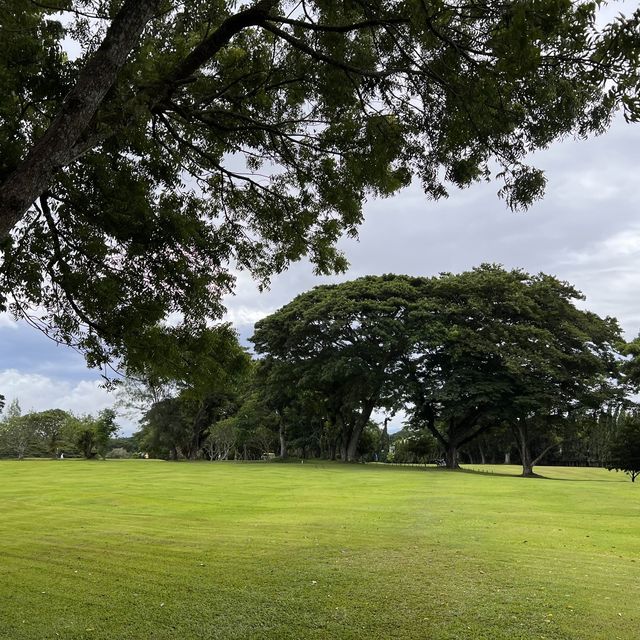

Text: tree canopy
xmin=402 ymin=266 xmax=623 ymax=472
xmin=252 ymin=274 xmax=423 ymax=460
xmin=1 ymin=1 xmax=640 ymax=368
xmin=252 ymin=266 xmax=623 ymax=467
xmin=607 ymin=413 xmax=640 ymax=482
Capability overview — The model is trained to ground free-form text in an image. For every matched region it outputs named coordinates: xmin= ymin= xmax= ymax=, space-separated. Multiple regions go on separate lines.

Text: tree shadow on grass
xmin=457 ymin=466 xmax=524 ymax=479
xmin=460 ymin=466 xmax=627 ymax=482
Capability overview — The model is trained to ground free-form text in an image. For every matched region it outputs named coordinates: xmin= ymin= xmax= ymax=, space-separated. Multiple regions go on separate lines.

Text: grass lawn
xmin=0 ymin=460 xmax=638 ymax=640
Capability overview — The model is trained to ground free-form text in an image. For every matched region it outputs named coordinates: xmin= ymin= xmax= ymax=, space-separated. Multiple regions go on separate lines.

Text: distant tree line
xmin=0 ymin=401 xmax=125 ymax=459
xmin=5 ymin=265 xmax=640 ymax=481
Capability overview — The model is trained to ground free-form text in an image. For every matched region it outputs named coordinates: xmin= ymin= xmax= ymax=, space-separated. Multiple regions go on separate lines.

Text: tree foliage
xmin=253 ymin=266 xmax=623 ymax=467
xmin=252 ymin=274 xmax=423 ymax=461
xmin=403 ymin=266 xmax=623 ymax=472
xmin=129 ymin=325 xmax=250 ymax=458
xmin=65 ymin=409 xmax=119 ymax=459
xmin=0 ymin=399 xmax=35 ymax=459
xmin=608 ymin=414 xmax=640 ymax=482
xmin=24 ymin=408 xmax=74 ymax=457
xmin=1 ymin=1 xmax=639 ymax=368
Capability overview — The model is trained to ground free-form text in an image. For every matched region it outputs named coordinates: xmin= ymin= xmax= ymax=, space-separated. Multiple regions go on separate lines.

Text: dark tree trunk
xmin=346 ymin=425 xmax=363 ymax=462
xmin=337 ymin=412 xmax=354 ymax=461
xmin=345 ymin=399 xmax=377 ymax=462
xmin=514 ymin=420 xmax=540 ymax=477
xmin=419 ymin=405 xmax=460 ymax=470
xmin=346 ymin=438 xmax=359 ymax=462
xmin=514 ymin=419 xmax=558 ymax=477
xmin=445 ymin=444 xmax=460 ymax=469
xmin=0 ymin=0 xmax=160 ymax=238
xmin=515 ymin=421 xmax=534 ymax=476
xmin=521 ymin=459 xmax=535 ymax=477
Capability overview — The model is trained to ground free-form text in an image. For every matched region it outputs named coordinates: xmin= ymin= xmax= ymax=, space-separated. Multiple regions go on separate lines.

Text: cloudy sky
xmin=2 ymin=2 xmax=640 ymax=433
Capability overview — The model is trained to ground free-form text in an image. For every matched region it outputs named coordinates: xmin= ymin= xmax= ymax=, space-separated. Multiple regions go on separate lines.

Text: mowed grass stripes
xmin=0 ymin=460 xmax=638 ymax=639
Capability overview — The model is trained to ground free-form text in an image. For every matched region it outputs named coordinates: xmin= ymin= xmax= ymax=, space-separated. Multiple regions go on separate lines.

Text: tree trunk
xmin=0 ymin=0 xmax=161 ymax=238
xmin=445 ymin=444 xmax=460 ymax=469
xmin=337 ymin=412 xmax=351 ymax=461
xmin=278 ymin=419 xmax=288 ymax=459
xmin=346 ymin=424 xmax=363 ymax=462
xmin=521 ymin=459 xmax=535 ymax=477
xmin=479 ymin=442 xmax=486 ymax=465
xmin=345 ymin=400 xmax=377 ymax=462
xmin=515 ymin=421 xmax=538 ymax=477
xmin=345 ymin=436 xmax=359 ymax=462
xmin=504 ymin=451 xmax=511 ymax=464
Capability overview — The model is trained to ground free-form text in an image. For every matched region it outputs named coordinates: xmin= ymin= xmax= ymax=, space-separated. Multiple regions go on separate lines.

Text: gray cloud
xmin=227 ymin=117 xmax=640 ymax=342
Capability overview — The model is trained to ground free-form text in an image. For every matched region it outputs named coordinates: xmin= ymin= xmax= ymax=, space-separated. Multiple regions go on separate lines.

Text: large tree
xmin=252 ymin=274 xmax=423 ymax=461
xmin=26 ymin=408 xmax=74 ymax=457
xmin=129 ymin=325 xmax=250 ymax=458
xmin=404 ymin=265 xmax=623 ymax=472
xmin=1 ymin=1 xmax=639 ymax=368
xmin=65 ymin=409 xmax=119 ymax=458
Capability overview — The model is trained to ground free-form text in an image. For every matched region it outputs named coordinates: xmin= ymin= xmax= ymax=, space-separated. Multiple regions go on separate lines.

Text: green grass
xmin=0 ymin=461 xmax=638 ymax=639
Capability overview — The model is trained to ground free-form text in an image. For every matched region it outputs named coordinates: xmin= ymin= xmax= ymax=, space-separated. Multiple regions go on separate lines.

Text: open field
xmin=0 ymin=461 xmax=638 ymax=640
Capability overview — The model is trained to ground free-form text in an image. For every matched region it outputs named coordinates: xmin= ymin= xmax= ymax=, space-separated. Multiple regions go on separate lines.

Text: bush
xmin=106 ymin=447 xmax=131 ymax=459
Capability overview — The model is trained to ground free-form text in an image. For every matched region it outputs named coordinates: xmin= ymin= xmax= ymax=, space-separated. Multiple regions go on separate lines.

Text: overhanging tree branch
xmin=0 ymin=0 xmax=161 ymax=239
xmin=266 ymin=15 xmax=409 ymax=33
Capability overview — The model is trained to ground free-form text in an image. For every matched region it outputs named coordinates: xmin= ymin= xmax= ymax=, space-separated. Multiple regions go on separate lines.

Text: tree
xmin=94 ymin=409 xmax=119 ymax=458
xmin=388 ymin=427 xmax=440 ymax=464
xmin=402 ymin=266 xmax=622 ymax=473
xmin=607 ymin=414 xmax=640 ymax=482
xmin=65 ymin=411 xmax=118 ymax=459
xmin=72 ymin=416 xmax=100 ymax=459
xmin=356 ymin=420 xmax=386 ymax=461
xmin=2 ymin=1 xmax=639 ymax=369
xmin=127 ymin=324 xmax=250 ymax=458
xmin=203 ymin=419 xmax=238 ymax=460
xmin=0 ymin=399 xmax=37 ymax=459
xmin=137 ymin=388 xmax=240 ymax=459
xmin=252 ymin=425 xmax=277 ymax=457
xmin=252 ymin=275 xmax=422 ymax=461
xmin=26 ymin=408 xmax=74 ymax=457
xmin=138 ymin=397 xmax=189 ymax=460
xmin=253 ymin=357 xmax=311 ymax=459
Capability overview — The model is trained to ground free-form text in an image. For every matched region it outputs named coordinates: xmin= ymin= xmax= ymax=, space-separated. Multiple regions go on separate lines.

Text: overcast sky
xmin=2 ymin=2 xmax=639 ymax=434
